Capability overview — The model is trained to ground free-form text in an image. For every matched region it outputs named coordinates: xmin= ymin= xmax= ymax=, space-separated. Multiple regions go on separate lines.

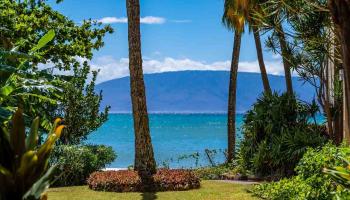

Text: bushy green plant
xmin=194 ymin=164 xmax=235 ymax=180
xmin=252 ymin=143 xmax=350 ymax=200
xmin=324 ymin=147 xmax=350 ymax=199
xmin=0 ymin=108 xmax=64 ymax=200
xmin=239 ymin=92 xmax=327 ymax=178
xmin=50 ymin=144 xmax=116 ymax=186
xmin=57 ymin=63 xmax=109 ymax=145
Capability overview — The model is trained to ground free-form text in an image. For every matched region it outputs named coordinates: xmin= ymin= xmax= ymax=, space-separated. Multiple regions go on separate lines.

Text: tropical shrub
xmin=252 ymin=143 xmax=350 ymax=200
xmin=193 ymin=163 xmax=240 ymax=180
xmin=57 ymin=63 xmax=110 ymax=145
xmin=87 ymin=169 xmax=200 ymax=192
xmin=0 ymin=108 xmax=64 ymax=200
xmin=50 ymin=144 xmax=116 ymax=186
xmin=324 ymin=147 xmax=350 ymax=199
xmin=239 ymin=92 xmax=327 ymax=178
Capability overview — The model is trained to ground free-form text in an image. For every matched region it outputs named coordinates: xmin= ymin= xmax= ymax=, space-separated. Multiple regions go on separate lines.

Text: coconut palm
xmin=223 ymin=0 xmax=244 ymax=163
xmin=223 ymin=0 xmax=272 ymax=163
xmin=126 ymin=0 xmax=156 ymax=185
xmin=252 ymin=0 xmax=294 ymax=94
xmin=236 ymin=0 xmax=271 ymax=93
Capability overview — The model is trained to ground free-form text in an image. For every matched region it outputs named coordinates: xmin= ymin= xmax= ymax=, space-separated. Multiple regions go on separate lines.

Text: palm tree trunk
xmin=329 ymin=0 xmax=350 ymax=143
xmin=276 ymin=25 xmax=293 ymax=95
xmin=126 ymin=0 xmax=156 ymax=181
xmin=252 ymin=26 xmax=271 ymax=93
xmin=227 ymin=30 xmax=242 ymax=163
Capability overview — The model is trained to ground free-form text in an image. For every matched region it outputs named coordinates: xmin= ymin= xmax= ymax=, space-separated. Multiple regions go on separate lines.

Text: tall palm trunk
xmin=227 ymin=30 xmax=242 ymax=163
xmin=328 ymin=0 xmax=350 ymax=141
xmin=252 ymin=26 xmax=271 ymax=93
xmin=276 ymin=24 xmax=293 ymax=95
xmin=126 ymin=0 xmax=156 ymax=181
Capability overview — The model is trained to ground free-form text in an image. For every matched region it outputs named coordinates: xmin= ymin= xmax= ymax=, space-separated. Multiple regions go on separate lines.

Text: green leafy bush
xmin=193 ymin=163 xmax=239 ymax=180
xmin=252 ymin=143 xmax=350 ymax=200
xmin=87 ymin=169 xmax=200 ymax=192
xmin=239 ymin=92 xmax=327 ymax=178
xmin=50 ymin=145 xmax=116 ymax=186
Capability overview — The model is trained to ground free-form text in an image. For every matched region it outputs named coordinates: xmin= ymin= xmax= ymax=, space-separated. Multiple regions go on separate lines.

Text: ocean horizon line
xmin=108 ymin=111 xmax=247 ymax=114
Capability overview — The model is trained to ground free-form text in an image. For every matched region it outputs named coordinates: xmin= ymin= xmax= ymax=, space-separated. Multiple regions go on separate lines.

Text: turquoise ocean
xmin=87 ymin=114 xmax=243 ymax=168
xmin=87 ymin=113 xmax=323 ymax=168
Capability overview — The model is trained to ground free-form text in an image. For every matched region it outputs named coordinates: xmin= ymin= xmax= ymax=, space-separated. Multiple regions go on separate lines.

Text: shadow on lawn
xmin=141 ymin=192 xmax=158 ymax=200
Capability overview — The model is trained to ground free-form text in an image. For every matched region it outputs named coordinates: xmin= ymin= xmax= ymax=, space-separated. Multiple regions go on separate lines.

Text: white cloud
xmin=98 ymin=17 xmax=127 ymax=24
xmin=86 ymin=56 xmax=285 ymax=83
xmin=98 ymin=16 xmax=166 ymax=24
xmin=39 ymin=56 xmax=286 ymax=84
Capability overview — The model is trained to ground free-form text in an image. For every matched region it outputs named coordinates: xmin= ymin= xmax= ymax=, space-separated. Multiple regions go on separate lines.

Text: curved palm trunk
xmin=276 ymin=25 xmax=293 ymax=95
xmin=126 ymin=0 xmax=156 ymax=182
xmin=252 ymin=26 xmax=271 ymax=93
xmin=227 ymin=30 xmax=242 ymax=163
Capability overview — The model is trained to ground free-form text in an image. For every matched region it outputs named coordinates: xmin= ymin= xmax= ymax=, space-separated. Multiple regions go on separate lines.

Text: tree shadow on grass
xmin=141 ymin=192 xmax=158 ymax=200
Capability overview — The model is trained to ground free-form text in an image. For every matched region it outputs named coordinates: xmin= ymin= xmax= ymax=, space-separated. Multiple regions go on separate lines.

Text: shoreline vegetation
xmin=2 ymin=0 xmax=350 ymax=199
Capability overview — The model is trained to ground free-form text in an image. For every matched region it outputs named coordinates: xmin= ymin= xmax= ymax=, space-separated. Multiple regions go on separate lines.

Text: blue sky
xmin=51 ymin=0 xmax=284 ymax=83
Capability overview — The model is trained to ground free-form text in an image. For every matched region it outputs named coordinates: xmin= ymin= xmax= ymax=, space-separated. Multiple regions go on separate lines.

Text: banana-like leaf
xmin=10 ymin=108 xmax=26 ymax=158
xmin=0 ymin=85 xmax=14 ymax=97
xmin=30 ymin=30 xmax=55 ymax=52
xmin=23 ymin=166 xmax=56 ymax=200
xmin=26 ymin=117 xmax=39 ymax=151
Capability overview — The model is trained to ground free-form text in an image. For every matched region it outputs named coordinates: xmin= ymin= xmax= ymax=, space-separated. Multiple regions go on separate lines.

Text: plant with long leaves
xmin=0 ymin=108 xmax=64 ymax=200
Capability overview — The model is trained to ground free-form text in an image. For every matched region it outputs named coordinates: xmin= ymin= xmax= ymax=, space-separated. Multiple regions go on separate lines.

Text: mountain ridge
xmin=96 ymin=70 xmax=316 ymax=113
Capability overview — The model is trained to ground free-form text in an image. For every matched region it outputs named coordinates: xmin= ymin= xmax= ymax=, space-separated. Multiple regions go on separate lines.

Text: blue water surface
xmin=87 ymin=113 xmax=324 ymax=168
xmin=87 ymin=114 xmax=245 ymax=168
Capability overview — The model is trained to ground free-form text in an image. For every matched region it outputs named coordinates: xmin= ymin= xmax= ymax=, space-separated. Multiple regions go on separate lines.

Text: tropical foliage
xmin=252 ymin=143 xmax=350 ymax=199
xmin=324 ymin=148 xmax=350 ymax=199
xmin=239 ymin=92 xmax=327 ymax=178
xmin=0 ymin=0 xmax=113 ymax=69
xmin=56 ymin=63 xmax=110 ymax=145
xmin=0 ymin=108 xmax=64 ymax=200
xmin=50 ymin=144 xmax=116 ymax=186
xmin=0 ymin=30 xmax=65 ymax=129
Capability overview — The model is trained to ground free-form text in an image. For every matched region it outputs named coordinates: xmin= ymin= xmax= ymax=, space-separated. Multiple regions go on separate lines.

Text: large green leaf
xmin=0 ymin=85 xmax=14 ymax=97
xmin=23 ymin=166 xmax=56 ymax=200
xmin=26 ymin=117 xmax=39 ymax=151
xmin=9 ymin=108 xmax=26 ymax=158
xmin=31 ymin=30 xmax=55 ymax=52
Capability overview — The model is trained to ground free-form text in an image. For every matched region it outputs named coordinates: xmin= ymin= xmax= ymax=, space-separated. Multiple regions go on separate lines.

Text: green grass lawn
xmin=48 ymin=180 xmax=258 ymax=200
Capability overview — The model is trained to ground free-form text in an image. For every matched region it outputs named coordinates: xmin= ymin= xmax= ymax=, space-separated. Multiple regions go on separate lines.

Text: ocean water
xmin=87 ymin=114 xmax=244 ymax=168
xmin=87 ymin=113 xmax=324 ymax=168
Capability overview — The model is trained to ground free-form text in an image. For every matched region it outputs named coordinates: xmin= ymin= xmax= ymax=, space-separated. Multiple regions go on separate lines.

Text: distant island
xmin=96 ymin=70 xmax=316 ymax=113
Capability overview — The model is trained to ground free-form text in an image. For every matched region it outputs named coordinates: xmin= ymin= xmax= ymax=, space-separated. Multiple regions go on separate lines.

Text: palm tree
xmin=253 ymin=0 xmax=293 ymax=94
xmin=276 ymin=25 xmax=293 ymax=94
xmin=223 ymin=0 xmax=272 ymax=162
xmin=242 ymin=1 xmax=271 ymax=93
xmin=223 ymin=0 xmax=244 ymax=163
xmin=252 ymin=25 xmax=271 ymax=93
xmin=126 ymin=0 xmax=156 ymax=185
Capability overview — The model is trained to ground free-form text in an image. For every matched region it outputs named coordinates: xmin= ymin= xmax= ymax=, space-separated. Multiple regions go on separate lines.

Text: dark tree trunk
xmin=253 ymin=26 xmax=271 ymax=93
xmin=227 ymin=30 xmax=242 ymax=163
xmin=329 ymin=0 xmax=350 ymax=141
xmin=126 ymin=0 xmax=156 ymax=184
xmin=276 ymin=25 xmax=294 ymax=95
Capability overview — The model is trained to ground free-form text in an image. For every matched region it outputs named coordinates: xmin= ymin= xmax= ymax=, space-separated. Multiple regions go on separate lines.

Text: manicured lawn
xmin=48 ymin=180 xmax=258 ymax=200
